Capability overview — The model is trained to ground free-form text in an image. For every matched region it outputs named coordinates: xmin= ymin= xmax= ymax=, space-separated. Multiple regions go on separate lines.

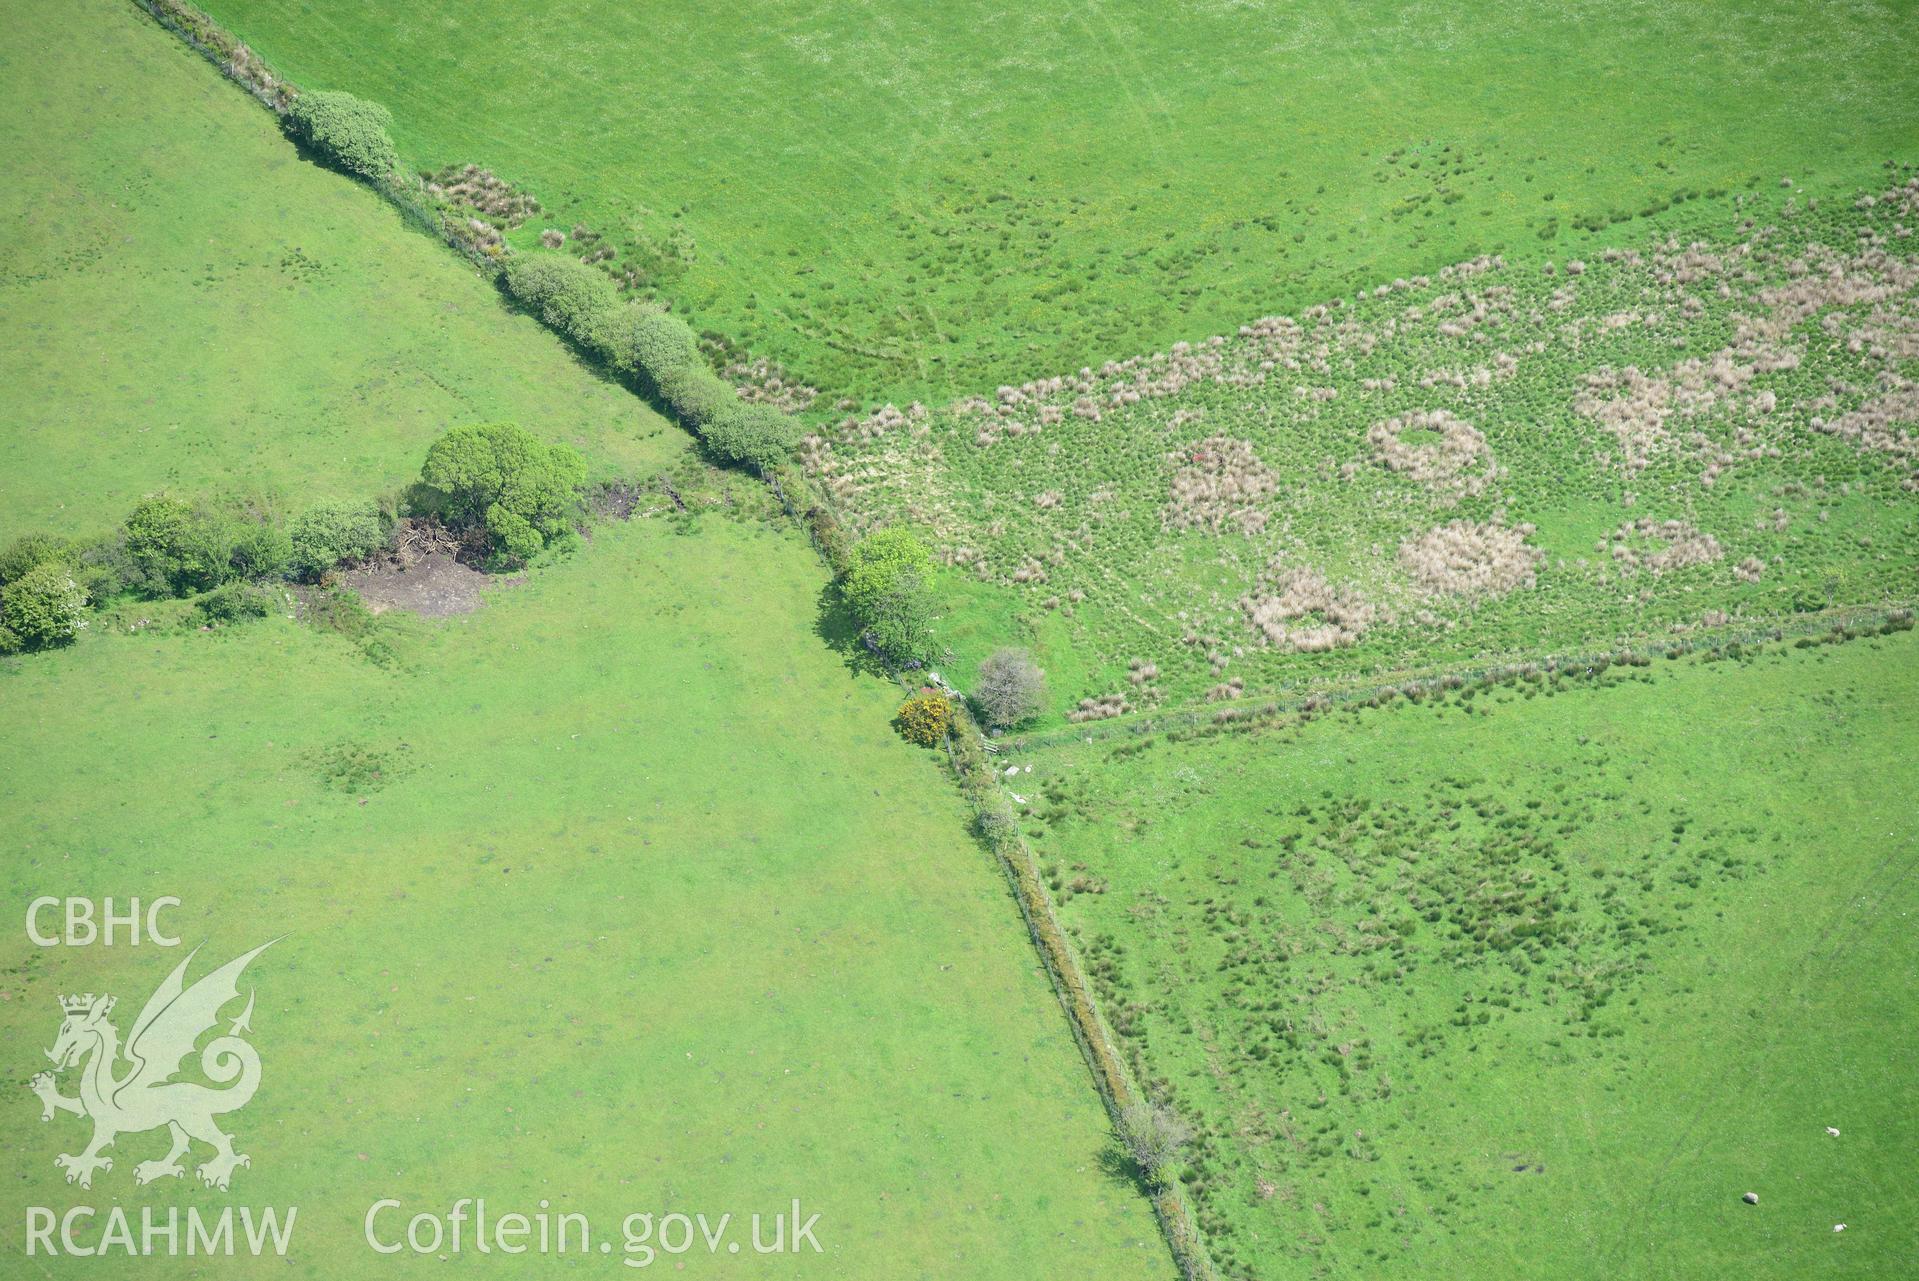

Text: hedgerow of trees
xmin=0 ymin=419 xmax=599 ymax=653
xmin=497 ymin=252 xmax=801 ymax=475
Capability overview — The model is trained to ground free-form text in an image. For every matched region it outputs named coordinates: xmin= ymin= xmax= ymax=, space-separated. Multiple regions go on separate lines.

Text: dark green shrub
xmin=124 ymin=496 xmax=234 ymax=596
xmin=196 ymin=581 xmax=274 ymax=625
xmin=655 ymin=365 xmax=737 ymax=427
xmin=0 ymin=562 xmax=87 ymax=651
xmin=862 ymin=570 xmax=938 ymax=664
xmin=0 ymin=533 xmax=73 ymax=586
xmin=483 ymin=504 xmax=545 ymax=567
xmin=500 ymin=254 xmax=620 ymax=348
xmin=839 ymin=528 xmax=940 ymax=664
xmin=600 ymin=307 xmax=700 ymax=380
xmin=700 ymin=401 xmax=800 ymax=473
xmin=284 ymin=90 xmax=398 ymax=180
xmin=287 ymin=499 xmax=387 ymax=581
xmin=74 ymin=534 xmax=136 ymax=602
xmin=841 ymin=527 xmax=933 ymax=616
xmin=417 ymin=422 xmax=586 ymax=562
xmin=229 ymin=522 xmax=293 ymax=580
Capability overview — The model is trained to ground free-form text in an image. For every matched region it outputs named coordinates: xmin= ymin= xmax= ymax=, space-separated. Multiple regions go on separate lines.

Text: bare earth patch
xmin=341 ymin=552 xmax=507 ymax=616
xmin=340 ymin=519 xmax=519 ymax=617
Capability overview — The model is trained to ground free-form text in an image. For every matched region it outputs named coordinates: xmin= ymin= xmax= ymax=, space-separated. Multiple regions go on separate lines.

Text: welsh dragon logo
xmin=29 ymin=941 xmax=275 ymax=1191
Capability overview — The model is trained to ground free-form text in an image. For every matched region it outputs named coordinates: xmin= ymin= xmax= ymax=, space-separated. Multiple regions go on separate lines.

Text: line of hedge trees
xmin=0 ymin=494 xmax=390 ymax=653
xmin=140 ymin=6 xmax=1053 ymax=732
xmin=147 ymin=31 xmax=1033 ymax=726
xmin=0 ymin=423 xmax=587 ymax=655
xmin=276 ymin=84 xmax=801 ymax=477
xmin=498 ymin=254 xmax=801 ymax=472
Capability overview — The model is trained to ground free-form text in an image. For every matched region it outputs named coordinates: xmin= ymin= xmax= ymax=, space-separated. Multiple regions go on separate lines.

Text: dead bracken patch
xmin=1366 ymin=409 xmax=1497 ymax=497
xmin=1068 ymin=691 xmax=1131 ymax=722
xmin=1164 ymin=436 xmax=1279 ymax=535
xmin=1606 ymin=518 xmax=1724 ymax=575
xmin=425 ymin=164 xmax=542 ymax=227
xmin=1811 ymin=373 xmax=1919 ymax=486
xmin=1399 ymin=521 xmax=1542 ymax=599
xmin=1240 ymin=563 xmax=1376 ymax=651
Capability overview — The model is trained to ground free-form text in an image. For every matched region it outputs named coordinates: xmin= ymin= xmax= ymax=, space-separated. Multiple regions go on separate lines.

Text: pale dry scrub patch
xmin=1606 ymin=519 xmax=1724 ymax=575
xmin=1163 ymin=436 xmax=1280 ymax=534
xmin=1575 ymin=350 xmax=1763 ymax=474
xmin=1239 ymin=563 xmax=1376 ymax=652
xmin=1068 ymin=692 xmax=1132 ymax=723
xmin=1397 ymin=521 xmax=1542 ymax=599
xmin=722 ymin=355 xmax=820 ymax=413
xmin=1811 ymin=374 xmax=1919 ymax=485
xmin=426 ymin=164 xmax=541 ymax=226
xmin=1366 ymin=409 xmax=1498 ymax=498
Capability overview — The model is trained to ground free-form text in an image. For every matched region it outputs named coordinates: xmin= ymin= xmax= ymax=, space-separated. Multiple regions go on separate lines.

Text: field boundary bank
xmin=945 ymin=712 xmax=1216 ymax=1280
xmin=999 ymin=602 xmax=1917 ymax=755
xmin=776 ymin=460 xmax=1213 ymax=1278
xmin=128 ymin=4 xmax=1205 ymax=1277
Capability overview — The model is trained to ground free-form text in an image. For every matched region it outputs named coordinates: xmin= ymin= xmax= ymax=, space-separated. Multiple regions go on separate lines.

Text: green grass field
xmin=0 ymin=4 xmax=1164 ymax=1274
xmin=200 ymin=0 xmax=1919 ymax=405
xmin=0 ymin=0 xmax=677 ymax=540
xmin=1025 ymin=630 xmax=1919 ymax=1279
xmin=5 ymin=1 xmax=1915 ymax=1278
xmin=0 ymin=516 xmax=1166 ymax=1277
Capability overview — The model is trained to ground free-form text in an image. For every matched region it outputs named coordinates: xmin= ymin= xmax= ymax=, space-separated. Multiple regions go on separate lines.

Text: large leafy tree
xmin=417 ymin=422 xmax=587 ymax=565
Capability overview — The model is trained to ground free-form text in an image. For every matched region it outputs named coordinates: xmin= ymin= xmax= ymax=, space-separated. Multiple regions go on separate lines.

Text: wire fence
xmin=999 ymin=600 xmax=1916 ymax=755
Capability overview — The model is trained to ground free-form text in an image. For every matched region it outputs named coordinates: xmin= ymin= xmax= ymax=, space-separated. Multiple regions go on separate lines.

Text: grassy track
xmin=1022 ymin=631 xmax=1919 ymax=1279
xmin=200 ymin=0 xmax=1919 ymax=404
xmin=0 ymin=0 xmax=676 ymax=539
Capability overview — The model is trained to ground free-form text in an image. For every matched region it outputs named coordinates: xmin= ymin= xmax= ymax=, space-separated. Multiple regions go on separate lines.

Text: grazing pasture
xmin=0 ymin=6 xmax=1164 ymax=1274
xmin=0 ymin=0 xmax=676 ymax=540
xmin=819 ymin=183 xmax=1919 ymax=720
xmin=1024 ymin=630 xmax=1919 ymax=1280
xmin=6 ymin=2 xmax=1914 ymax=1280
xmin=199 ymin=0 xmax=1919 ymax=404
xmin=0 ymin=513 xmax=1168 ymax=1280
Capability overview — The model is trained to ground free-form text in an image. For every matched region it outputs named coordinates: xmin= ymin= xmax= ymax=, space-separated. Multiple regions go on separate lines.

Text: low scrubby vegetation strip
xmin=813 ymin=173 xmax=1919 ymax=720
xmin=138 ymin=0 xmax=804 ymax=479
xmin=998 ymin=603 xmax=1916 ymax=755
xmin=0 ymin=422 xmax=584 ymax=654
